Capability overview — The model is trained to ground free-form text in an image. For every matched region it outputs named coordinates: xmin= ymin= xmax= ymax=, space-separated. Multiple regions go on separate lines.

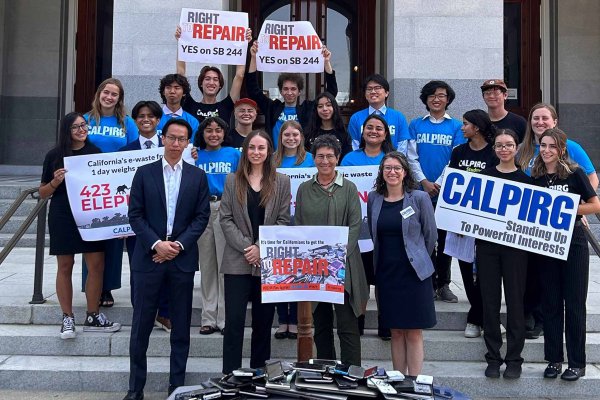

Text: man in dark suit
xmin=123 ymin=118 xmax=210 ymax=400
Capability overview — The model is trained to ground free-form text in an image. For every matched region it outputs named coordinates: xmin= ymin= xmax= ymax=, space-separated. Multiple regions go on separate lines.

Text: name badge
xmin=400 ymin=206 xmax=415 ymax=219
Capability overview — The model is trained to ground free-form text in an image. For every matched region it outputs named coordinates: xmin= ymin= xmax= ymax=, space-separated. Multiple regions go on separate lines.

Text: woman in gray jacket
xmin=367 ymin=151 xmax=437 ymax=375
xmin=219 ymin=130 xmax=291 ymax=374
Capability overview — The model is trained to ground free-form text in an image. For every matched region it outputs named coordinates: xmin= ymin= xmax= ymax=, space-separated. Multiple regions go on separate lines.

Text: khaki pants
xmin=197 ymin=201 xmax=226 ymax=329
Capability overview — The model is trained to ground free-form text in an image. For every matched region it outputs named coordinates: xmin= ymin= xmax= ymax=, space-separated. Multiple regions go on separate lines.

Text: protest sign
xmin=260 ymin=225 xmax=349 ymax=304
xmin=178 ymin=9 xmax=248 ymax=64
xmin=435 ymin=168 xmax=580 ymax=260
xmin=277 ymin=165 xmax=378 ymax=252
xmin=256 ymin=20 xmax=323 ymax=72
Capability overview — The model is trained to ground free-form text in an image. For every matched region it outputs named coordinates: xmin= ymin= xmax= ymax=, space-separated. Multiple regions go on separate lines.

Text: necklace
xmin=545 ymin=172 xmax=557 ymax=187
xmin=318 ymin=174 xmax=336 ymax=188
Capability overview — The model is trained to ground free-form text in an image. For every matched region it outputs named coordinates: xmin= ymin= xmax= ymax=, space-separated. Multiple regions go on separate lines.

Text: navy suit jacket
xmin=128 ymin=159 xmax=210 ymax=272
xmin=118 ymin=136 xmax=163 ymax=151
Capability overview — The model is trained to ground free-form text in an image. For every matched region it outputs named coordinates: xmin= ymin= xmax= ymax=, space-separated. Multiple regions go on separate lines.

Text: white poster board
xmin=260 ymin=225 xmax=348 ymax=304
xmin=178 ymin=9 xmax=248 ymax=64
xmin=435 ymin=168 xmax=580 ymax=260
xmin=256 ymin=20 xmax=323 ymax=72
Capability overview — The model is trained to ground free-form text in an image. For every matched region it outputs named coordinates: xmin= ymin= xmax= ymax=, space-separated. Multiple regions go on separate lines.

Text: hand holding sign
xmin=256 ymin=20 xmax=324 ymax=73
xmin=178 ymin=9 xmax=249 ymax=65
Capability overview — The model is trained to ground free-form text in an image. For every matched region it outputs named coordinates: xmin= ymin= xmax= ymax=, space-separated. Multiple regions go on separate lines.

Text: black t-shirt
xmin=532 ymin=168 xmax=597 ymax=219
xmin=42 ymin=142 xmax=101 ymax=197
xmin=305 ymin=126 xmax=353 ymax=158
xmin=480 ymin=165 xmax=533 ymax=184
xmin=247 ymin=187 xmax=265 ymax=243
xmin=223 ymin=128 xmax=247 ymax=151
xmin=492 ymin=111 xmax=527 ymax=144
xmin=183 ymin=94 xmax=235 ymax=125
xmin=449 ymin=143 xmax=498 ymax=173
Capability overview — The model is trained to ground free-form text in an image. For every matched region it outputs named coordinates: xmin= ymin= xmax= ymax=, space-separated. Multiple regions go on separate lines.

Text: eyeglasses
xmin=383 ymin=165 xmax=403 ymax=173
xmin=70 ymin=122 xmax=88 ymax=132
xmin=483 ymin=88 xmax=504 ymax=97
xmin=164 ymin=135 xmax=189 ymax=144
xmin=315 ymin=154 xmax=337 ymax=161
xmin=493 ymin=143 xmax=516 ymax=150
xmin=427 ymin=94 xmax=448 ymax=100
xmin=365 ymin=85 xmax=384 ymax=93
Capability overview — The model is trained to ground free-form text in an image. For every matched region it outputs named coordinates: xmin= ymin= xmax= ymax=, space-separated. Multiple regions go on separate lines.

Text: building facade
xmin=0 ymin=0 xmax=598 ymax=169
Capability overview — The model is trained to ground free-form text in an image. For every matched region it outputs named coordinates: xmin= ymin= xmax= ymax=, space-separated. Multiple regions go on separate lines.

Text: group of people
xmin=38 ymin=27 xmax=599 ymax=400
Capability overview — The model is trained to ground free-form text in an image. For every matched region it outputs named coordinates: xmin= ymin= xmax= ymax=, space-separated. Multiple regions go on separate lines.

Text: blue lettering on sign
xmin=442 ymin=172 xmax=574 ymax=230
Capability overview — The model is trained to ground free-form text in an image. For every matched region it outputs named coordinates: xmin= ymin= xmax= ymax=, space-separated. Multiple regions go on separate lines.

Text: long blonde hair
xmin=88 ymin=78 xmax=128 ymax=132
xmin=518 ymin=103 xmax=558 ymax=172
xmin=273 ymin=120 xmax=308 ymax=167
xmin=531 ymin=128 xmax=578 ymax=179
xmin=235 ymin=130 xmax=277 ymax=207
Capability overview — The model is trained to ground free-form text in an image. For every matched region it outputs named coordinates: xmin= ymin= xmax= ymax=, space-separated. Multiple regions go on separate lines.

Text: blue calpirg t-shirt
xmin=157 ymin=111 xmax=200 ymax=144
xmin=340 ymin=149 xmax=385 ymax=166
xmin=85 ymin=114 xmax=139 ymax=153
xmin=280 ymin=153 xmax=315 ymax=168
xmin=195 ymin=147 xmax=240 ymax=196
xmin=272 ymin=106 xmax=298 ymax=149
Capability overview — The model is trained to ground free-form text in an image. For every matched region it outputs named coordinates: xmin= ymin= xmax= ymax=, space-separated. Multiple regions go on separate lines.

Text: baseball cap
xmin=480 ymin=79 xmax=508 ymax=92
xmin=234 ymin=98 xmax=258 ymax=111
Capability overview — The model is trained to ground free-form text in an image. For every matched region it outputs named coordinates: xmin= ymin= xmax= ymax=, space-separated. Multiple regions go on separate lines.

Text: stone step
xmin=0 ymin=354 xmax=597 ymax=398
xmin=4 ymin=301 xmax=600 ymax=333
xmin=0 ymin=198 xmax=40 ymax=217
xmin=2 ymin=324 xmax=600 ymax=364
xmin=0 ymin=216 xmax=47 ymax=235
xmin=0 ymin=233 xmax=49 ymax=248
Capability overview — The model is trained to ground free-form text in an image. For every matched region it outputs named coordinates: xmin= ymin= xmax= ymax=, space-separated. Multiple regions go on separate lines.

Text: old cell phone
xmin=386 ymin=370 xmax=405 ymax=381
xmin=331 ymin=363 xmax=350 ymax=376
xmin=232 ymin=368 xmax=255 ymax=377
xmin=266 ymin=361 xmax=285 ymax=382
xmin=238 ymin=386 xmax=269 ymax=398
xmin=363 ymin=366 xmax=378 ymax=379
xmin=174 ymin=387 xmax=221 ymax=400
xmin=298 ymin=370 xmax=333 ymax=383
xmin=347 ymin=365 xmax=366 ymax=379
xmin=252 ymin=368 xmax=265 ymax=379
xmin=309 ymin=359 xmax=339 ymax=367
xmin=293 ymin=361 xmax=327 ymax=372
xmin=334 ymin=375 xmax=358 ymax=389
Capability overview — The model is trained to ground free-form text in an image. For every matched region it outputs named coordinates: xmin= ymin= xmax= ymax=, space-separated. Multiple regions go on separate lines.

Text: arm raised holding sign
xmin=246 ymin=41 xmax=338 ymax=148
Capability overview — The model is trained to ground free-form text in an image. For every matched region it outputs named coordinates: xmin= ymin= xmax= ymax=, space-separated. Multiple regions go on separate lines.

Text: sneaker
xmin=464 ymin=323 xmax=481 ymax=338
xmin=436 ymin=284 xmax=458 ymax=303
xmin=154 ymin=316 xmax=172 ymax=333
xmin=60 ymin=314 xmax=76 ymax=339
xmin=83 ymin=312 xmax=121 ymax=332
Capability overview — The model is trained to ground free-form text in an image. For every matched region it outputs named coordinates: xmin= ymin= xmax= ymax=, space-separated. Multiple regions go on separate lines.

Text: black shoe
xmin=274 ymin=329 xmax=288 ymax=339
xmin=378 ymin=327 xmax=391 ymax=341
xmin=525 ymin=325 xmax=543 ymax=339
xmin=543 ymin=362 xmax=562 ymax=378
xmin=122 ymin=391 xmax=143 ymax=400
xmin=561 ymin=367 xmax=585 ymax=381
xmin=503 ymin=364 xmax=522 ymax=379
xmin=168 ymin=385 xmax=180 ymax=395
xmin=485 ymin=364 xmax=500 ymax=378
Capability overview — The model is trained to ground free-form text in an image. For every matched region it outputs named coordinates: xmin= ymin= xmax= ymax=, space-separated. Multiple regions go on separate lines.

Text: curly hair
xmin=373 ymin=151 xmax=418 ymax=196
xmin=159 ymin=74 xmax=191 ymax=104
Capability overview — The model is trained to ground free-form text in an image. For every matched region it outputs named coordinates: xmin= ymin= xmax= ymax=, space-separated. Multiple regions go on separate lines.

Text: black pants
xmin=313 ymin=292 xmax=361 ymax=366
xmin=542 ymin=225 xmax=589 ymax=368
xmin=524 ymin=253 xmax=543 ymax=329
xmin=476 ymin=241 xmax=527 ymax=367
xmin=458 ymin=260 xmax=483 ymax=326
xmin=432 ymin=229 xmax=452 ymax=289
xmin=222 ymin=274 xmax=275 ymax=374
xmin=128 ymin=263 xmax=195 ymax=392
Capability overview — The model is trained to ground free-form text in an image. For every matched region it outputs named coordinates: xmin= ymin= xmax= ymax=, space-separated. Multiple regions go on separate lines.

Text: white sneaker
xmin=60 ymin=314 xmax=76 ymax=339
xmin=464 ymin=323 xmax=481 ymax=338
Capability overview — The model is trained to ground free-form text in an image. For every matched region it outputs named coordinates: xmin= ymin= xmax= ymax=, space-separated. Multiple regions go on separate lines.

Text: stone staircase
xmin=1 ymin=177 xmax=600 ymax=398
